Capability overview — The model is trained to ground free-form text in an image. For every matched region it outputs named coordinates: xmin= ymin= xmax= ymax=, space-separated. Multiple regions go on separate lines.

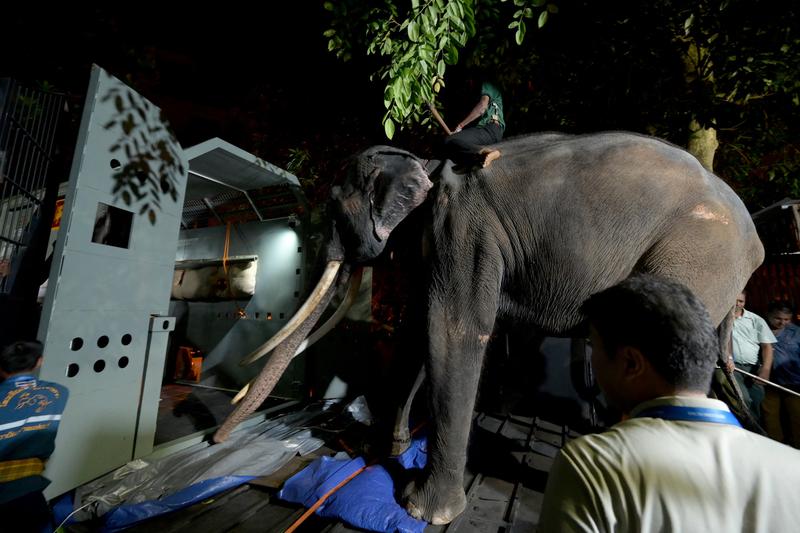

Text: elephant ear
xmin=366 ymin=147 xmax=434 ymax=241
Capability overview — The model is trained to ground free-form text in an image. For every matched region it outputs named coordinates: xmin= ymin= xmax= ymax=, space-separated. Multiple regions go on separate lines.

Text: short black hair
xmin=767 ymin=300 xmax=794 ymax=316
xmin=581 ymin=274 xmax=718 ymax=392
xmin=0 ymin=341 xmax=44 ymax=374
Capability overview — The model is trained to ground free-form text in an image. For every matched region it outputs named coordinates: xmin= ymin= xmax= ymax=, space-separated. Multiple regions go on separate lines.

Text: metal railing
xmin=0 ymin=79 xmax=64 ymax=293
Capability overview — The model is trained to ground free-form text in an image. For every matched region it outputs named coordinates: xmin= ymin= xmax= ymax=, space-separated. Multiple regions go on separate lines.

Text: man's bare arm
xmin=453 ymin=95 xmax=490 ymax=133
xmin=758 ymin=343 xmax=774 ymax=380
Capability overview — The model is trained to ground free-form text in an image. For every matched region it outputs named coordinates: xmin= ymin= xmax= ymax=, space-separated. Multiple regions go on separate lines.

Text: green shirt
xmin=732 ymin=309 xmax=776 ymax=365
xmin=477 ymin=82 xmax=505 ymax=129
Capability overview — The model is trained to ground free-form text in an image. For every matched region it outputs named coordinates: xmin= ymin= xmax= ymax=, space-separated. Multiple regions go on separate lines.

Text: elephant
xmin=213 ymin=131 xmax=764 ymax=525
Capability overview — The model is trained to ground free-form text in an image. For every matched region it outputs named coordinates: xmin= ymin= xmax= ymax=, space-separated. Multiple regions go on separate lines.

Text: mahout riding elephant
xmin=214 ymin=131 xmax=763 ymax=524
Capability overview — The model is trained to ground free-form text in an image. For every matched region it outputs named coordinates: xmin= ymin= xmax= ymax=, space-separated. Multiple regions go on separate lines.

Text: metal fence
xmin=0 ymin=78 xmax=64 ymax=293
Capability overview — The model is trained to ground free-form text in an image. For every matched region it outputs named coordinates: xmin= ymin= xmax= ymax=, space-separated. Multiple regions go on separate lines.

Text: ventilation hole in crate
xmin=97 ymin=336 xmax=109 ymax=348
xmin=66 ymin=363 xmax=79 ymax=378
xmin=118 ymin=356 xmax=129 ymax=369
xmin=70 ymin=338 xmax=83 ymax=351
xmin=93 ymin=360 xmax=106 ymax=373
xmin=267 ymin=313 xmax=273 ymax=320
xmin=110 ymin=159 xmax=122 ymax=170
xmin=121 ymin=334 xmax=132 ymax=346
xmin=162 ymin=320 xmax=169 ymax=330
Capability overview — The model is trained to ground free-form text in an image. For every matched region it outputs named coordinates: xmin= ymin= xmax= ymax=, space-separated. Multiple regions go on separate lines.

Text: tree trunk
xmin=677 ymin=38 xmax=719 ymax=172
xmin=688 ymin=118 xmax=719 ymax=172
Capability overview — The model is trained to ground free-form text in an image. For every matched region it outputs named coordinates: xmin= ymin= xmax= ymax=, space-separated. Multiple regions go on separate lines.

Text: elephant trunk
xmin=213 ymin=260 xmax=349 ymax=443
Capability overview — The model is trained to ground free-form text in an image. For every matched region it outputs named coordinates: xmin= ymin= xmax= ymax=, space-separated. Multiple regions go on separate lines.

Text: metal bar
xmin=189 ymin=169 xmax=264 ymax=221
xmin=173 ymin=380 xmax=241 ymax=394
xmin=0 ymin=234 xmax=24 ymax=246
xmin=734 ymin=367 xmax=800 ymax=398
xmin=0 ymin=173 xmax=42 ymax=204
xmin=5 ymin=109 xmax=56 ymax=162
xmin=201 ymin=197 xmax=225 ymax=225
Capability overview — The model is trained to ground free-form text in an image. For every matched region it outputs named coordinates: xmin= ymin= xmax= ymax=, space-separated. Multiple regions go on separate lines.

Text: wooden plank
xmin=182 ymin=486 xmax=272 ymax=532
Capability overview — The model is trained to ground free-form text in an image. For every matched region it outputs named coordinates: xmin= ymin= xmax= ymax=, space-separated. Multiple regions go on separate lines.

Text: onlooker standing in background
xmin=728 ymin=291 xmax=776 ymax=420
xmin=762 ymin=301 xmax=800 ymax=448
xmin=0 ymin=341 xmax=69 ymax=533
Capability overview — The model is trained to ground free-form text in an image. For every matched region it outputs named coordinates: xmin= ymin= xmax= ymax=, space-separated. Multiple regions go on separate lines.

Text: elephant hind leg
xmin=636 ymin=219 xmax=750 ymax=326
xmin=637 ymin=221 xmax=763 ymax=430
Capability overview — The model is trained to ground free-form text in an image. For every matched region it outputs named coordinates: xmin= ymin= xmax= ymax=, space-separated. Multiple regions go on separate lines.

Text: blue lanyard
xmin=634 ymin=405 xmax=742 ymax=427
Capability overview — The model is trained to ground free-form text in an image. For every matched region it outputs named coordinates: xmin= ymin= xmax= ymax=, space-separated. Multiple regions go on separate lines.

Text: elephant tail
xmin=711 ymin=308 xmax=766 ymax=434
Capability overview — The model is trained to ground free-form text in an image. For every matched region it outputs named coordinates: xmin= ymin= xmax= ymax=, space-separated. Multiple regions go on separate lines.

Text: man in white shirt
xmin=728 ymin=292 xmax=776 ymax=419
xmin=538 ymin=275 xmax=800 ymax=533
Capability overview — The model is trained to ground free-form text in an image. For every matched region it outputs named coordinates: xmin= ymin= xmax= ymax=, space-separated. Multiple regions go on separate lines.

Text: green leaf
xmin=547 ymin=3 xmax=559 ymax=14
xmin=437 ymin=59 xmax=446 ymax=77
xmin=384 ymin=117 xmax=396 ymax=139
xmin=508 ymin=21 xmax=519 ymax=29
xmin=323 ymin=2 xmax=333 ymax=11
xmin=516 ymin=20 xmax=526 ymax=45
xmin=532 ymin=0 xmax=546 ymax=6
xmin=408 ymin=20 xmax=419 ymax=41
xmin=538 ymin=11 xmax=548 ymax=28
xmin=323 ymin=29 xmax=336 ymax=37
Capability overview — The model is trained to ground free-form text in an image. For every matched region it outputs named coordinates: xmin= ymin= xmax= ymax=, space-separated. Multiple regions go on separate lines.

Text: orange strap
xmin=284 ymin=462 xmax=372 ymax=533
xmin=222 ymin=222 xmax=231 ymax=275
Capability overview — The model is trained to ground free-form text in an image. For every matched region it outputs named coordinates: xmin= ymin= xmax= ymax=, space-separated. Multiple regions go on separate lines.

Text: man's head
xmin=0 ymin=341 xmax=44 ymax=377
xmin=767 ymin=301 xmax=794 ymax=332
xmin=735 ymin=292 xmax=746 ymax=314
xmin=581 ymin=275 xmax=719 ymax=412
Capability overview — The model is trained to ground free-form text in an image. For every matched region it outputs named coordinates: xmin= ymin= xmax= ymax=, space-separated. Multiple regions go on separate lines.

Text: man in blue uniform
xmin=762 ymin=301 xmax=800 ymax=447
xmin=0 ymin=341 xmax=69 ymax=532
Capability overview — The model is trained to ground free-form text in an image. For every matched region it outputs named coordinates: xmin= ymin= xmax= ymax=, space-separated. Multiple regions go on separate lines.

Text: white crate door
xmin=38 ymin=65 xmax=187 ymax=497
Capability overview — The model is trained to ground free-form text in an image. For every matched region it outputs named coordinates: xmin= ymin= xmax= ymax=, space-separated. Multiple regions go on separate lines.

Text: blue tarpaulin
xmin=278 ymin=436 xmax=428 ymax=533
xmin=103 ymin=475 xmax=255 ymax=532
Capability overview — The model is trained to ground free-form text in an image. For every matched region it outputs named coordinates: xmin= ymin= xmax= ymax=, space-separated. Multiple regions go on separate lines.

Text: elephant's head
xmin=213 ymin=146 xmax=433 ymax=443
xmin=329 ymin=146 xmax=434 ymax=262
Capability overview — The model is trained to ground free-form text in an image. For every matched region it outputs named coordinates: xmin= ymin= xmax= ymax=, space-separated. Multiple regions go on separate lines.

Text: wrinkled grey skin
xmin=326 ymin=133 xmax=763 ymax=524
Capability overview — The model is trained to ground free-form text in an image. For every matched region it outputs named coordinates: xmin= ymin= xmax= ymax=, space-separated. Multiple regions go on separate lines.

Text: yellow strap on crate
xmin=0 ymin=458 xmax=44 ymax=482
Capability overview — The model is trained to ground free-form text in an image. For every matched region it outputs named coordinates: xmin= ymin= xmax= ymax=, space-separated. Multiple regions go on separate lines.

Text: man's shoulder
xmin=742 ymin=309 xmax=768 ymax=324
xmin=37 ymin=379 xmax=69 ymax=398
xmin=785 ymin=323 xmax=800 ymax=336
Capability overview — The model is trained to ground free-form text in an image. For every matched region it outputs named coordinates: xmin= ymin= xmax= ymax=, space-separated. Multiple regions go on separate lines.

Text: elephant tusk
xmin=232 ymin=267 xmax=361 ymax=404
xmin=293 ymin=266 xmax=363 ymax=357
xmin=232 ymin=377 xmax=255 ymax=405
xmin=239 ymin=261 xmax=343 ymax=366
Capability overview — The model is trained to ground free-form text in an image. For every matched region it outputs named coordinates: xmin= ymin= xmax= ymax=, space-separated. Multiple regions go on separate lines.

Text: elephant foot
xmin=403 ymin=476 xmax=467 ymax=525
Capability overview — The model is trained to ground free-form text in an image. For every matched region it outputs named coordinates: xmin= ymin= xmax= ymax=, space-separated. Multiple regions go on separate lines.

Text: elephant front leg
xmin=404 ymin=291 xmax=498 ymax=524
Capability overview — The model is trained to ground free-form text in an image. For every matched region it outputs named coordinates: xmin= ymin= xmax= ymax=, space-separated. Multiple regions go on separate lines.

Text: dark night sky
xmin=2 ymin=5 xmax=388 ymax=168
